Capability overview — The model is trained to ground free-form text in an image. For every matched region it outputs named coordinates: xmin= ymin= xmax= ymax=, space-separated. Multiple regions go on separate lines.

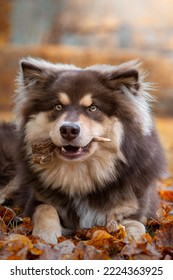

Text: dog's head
xmin=14 ymin=57 xmax=153 ymax=162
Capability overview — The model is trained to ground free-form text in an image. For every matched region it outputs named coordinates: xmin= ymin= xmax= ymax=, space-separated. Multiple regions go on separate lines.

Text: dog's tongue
xmin=61 ymin=145 xmax=83 ymax=157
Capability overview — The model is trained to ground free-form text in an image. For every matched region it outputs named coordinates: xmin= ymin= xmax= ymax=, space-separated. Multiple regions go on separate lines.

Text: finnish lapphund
xmin=0 ymin=58 xmax=165 ymax=243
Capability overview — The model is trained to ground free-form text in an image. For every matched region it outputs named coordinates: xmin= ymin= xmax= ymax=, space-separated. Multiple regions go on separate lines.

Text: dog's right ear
xmin=21 ymin=61 xmax=43 ymax=86
xmin=20 ymin=58 xmax=55 ymax=87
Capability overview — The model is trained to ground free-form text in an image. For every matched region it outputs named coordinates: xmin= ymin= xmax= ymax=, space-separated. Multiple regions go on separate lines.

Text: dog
xmin=1 ymin=57 xmax=166 ymax=243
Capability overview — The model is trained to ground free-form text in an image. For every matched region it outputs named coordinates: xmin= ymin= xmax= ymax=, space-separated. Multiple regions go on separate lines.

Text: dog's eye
xmin=55 ymin=104 xmax=63 ymax=111
xmin=88 ymin=105 xmax=98 ymax=112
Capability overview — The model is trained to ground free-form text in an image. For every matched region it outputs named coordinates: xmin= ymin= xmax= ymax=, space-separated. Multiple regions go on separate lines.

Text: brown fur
xmin=0 ymin=122 xmax=19 ymax=205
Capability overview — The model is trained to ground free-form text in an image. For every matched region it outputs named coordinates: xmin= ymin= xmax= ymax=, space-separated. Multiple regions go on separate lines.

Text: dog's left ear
xmin=106 ymin=63 xmax=140 ymax=96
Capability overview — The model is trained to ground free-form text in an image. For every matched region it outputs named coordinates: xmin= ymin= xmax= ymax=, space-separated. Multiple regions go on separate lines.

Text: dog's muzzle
xmin=59 ymin=122 xmax=91 ymax=159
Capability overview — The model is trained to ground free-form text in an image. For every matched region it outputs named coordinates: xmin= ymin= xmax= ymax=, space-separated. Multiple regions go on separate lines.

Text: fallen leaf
xmin=85 ymin=229 xmax=125 ymax=258
xmin=10 ymin=217 xmax=33 ymax=235
xmin=0 ymin=205 xmax=15 ymax=225
xmin=121 ymin=240 xmax=162 ymax=260
xmin=75 ymin=226 xmax=105 ymax=240
xmin=70 ymin=242 xmax=109 ymax=260
xmin=142 ymin=233 xmax=153 ymax=243
xmin=155 ymin=222 xmax=173 ymax=257
xmin=159 ymin=190 xmax=173 ymax=201
xmin=0 ymin=217 xmax=7 ymax=232
xmin=0 ymin=234 xmax=33 ymax=260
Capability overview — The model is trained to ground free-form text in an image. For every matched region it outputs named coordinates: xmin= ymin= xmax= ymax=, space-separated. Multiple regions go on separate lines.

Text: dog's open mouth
xmin=60 ymin=143 xmax=92 ymax=159
xmin=59 ymin=137 xmax=111 ymax=159
xmin=31 ymin=136 xmax=111 ymax=163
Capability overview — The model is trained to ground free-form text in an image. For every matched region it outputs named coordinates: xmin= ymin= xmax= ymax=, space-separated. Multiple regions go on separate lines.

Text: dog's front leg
xmin=32 ymin=204 xmax=61 ymax=244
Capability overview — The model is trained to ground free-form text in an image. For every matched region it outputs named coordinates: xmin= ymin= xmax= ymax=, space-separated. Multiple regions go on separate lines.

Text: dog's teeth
xmin=93 ymin=137 xmax=111 ymax=142
xmin=62 ymin=147 xmax=66 ymax=152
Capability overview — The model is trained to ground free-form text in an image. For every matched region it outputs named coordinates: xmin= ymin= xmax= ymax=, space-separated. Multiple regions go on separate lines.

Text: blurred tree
xmin=0 ymin=0 xmax=11 ymax=45
xmin=10 ymin=0 xmax=65 ymax=45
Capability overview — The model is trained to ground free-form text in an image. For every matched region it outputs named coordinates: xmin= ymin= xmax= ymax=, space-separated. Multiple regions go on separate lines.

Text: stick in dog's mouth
xmin=92 ymin=137 xmax=111 ymax=142
xmin=31 ymin=136 xmax=111 ymax=164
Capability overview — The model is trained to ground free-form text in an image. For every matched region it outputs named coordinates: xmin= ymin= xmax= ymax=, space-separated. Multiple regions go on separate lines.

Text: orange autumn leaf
xmin=86 ymin=230 xmax=114 ymax=249
xmin=0 ymin=203 xmax=173 ymax=260
xmin=142 ymin=233 xmax=153 ymax=243
xmin=159 ymin=190 xmax=173 ymax=201
xmin=7 ymin=234 xmax=33 ymax=250
xmin=30 ymin=247 xmax=43 ymax=256
xmin=85 ymin=229 xmax=125 ymax=258
xmin=162 ymin=204 xmax=172 ymax=214
xmin=112 ymin=224 xmax=127 ymax=240
xmin=0 ymin=234 xmax=33 ymax=260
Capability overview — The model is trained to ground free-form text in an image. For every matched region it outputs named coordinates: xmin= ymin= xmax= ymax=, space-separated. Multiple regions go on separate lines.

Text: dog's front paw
xmin=32 ymin=227 xmax=60 ymax=244
xmin=122 ymin=219 xmax=146 ymax=241
xmin=32 ymin=204 xmax=62 ymax=244
xmin=106 ymin=219 xmax=119 ymax=233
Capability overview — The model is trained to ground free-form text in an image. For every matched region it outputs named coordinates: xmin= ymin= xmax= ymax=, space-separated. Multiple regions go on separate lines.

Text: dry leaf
xmin=70 ymin=242 xmax=109 ymax=260
xmin=0 ymin=217 xmax=7 ymax=232
xmin=0 ymin=205 xmax=15 ymax=224
xmin=0 ymin=177 xmax=173 ymax=260
xmin=159 ymin=190 xmax=173 ymax=202
xmin=155 ymin=222 xmax=173 ymax=256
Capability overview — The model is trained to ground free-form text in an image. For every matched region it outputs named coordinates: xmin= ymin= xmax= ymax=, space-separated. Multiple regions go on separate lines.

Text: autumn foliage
xmin=0 ymin=178 xmax=173 ymax=260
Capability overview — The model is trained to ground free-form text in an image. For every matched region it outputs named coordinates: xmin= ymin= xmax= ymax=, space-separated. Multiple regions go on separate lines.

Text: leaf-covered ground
xmin=0 ymin=178 xmax=173 ymax=260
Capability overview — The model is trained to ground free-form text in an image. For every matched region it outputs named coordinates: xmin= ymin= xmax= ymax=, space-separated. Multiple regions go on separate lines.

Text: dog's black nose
xmin=60 ymin=123 xmax=80 ymax=141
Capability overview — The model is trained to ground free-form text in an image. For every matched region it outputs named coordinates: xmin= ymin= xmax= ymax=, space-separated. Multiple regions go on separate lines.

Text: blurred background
xmin=0 ymin=0 xmax=172 ymax=174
